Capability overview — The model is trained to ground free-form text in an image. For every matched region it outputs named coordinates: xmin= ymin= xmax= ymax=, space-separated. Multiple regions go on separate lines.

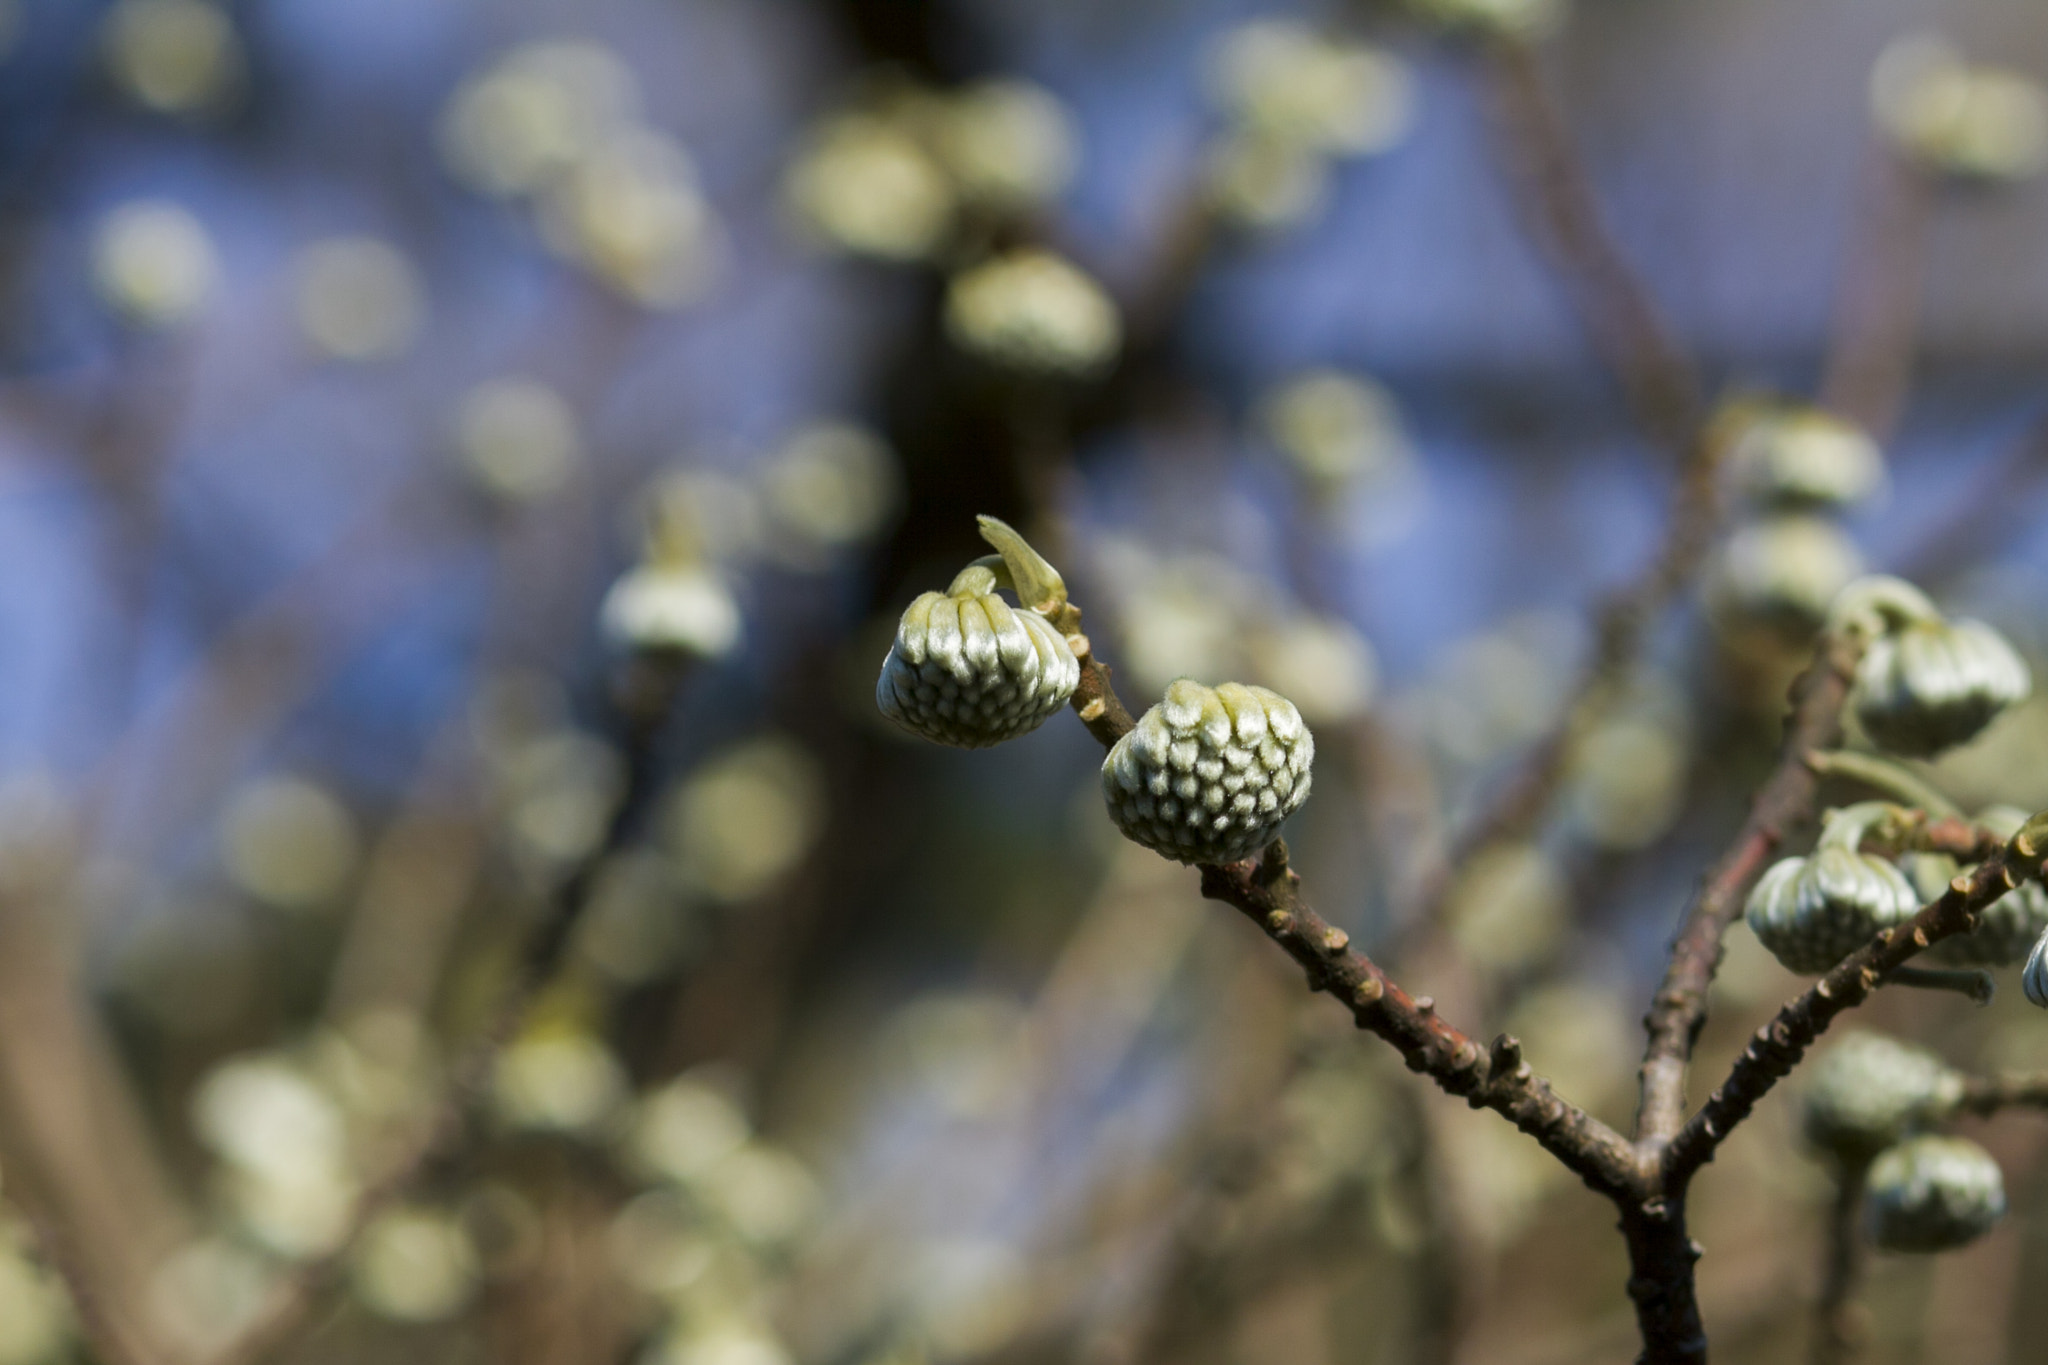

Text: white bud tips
xmin=1103 ymin=679 xmax=1314 ymax=865
xmin=1865 ymin=1136 xmax=2007 ymax=1253
xmin=1802 ymin=1033 xmax=1963 ymax=1160
xmin=599 ymin=563 xmax=741 ymax=661
xmin=1744 ymin=803 xmax=1921 ymax=974
xmin=876 ymin=561 xmax=1079 ymax=749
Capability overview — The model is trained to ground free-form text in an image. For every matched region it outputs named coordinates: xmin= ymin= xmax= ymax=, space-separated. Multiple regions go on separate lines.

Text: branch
xmin=1818 ymin=148 xmax=1935 ymax=442
xmin=1635 ymin=631 xmax=1864 ymax=1148
xmin=1063 ymin=639 xmax=1642 ymax=1201
xmin=1953 ymin=1072 xmax=2048 ymax=1116
xmin=1663 ymin=850 xmax=2031 ymax=1185
xmin=1811 ymin=1158 xmax=1872 ymax=1365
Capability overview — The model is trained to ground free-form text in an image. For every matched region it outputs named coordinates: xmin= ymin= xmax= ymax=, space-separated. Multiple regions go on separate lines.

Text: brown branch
xmin=1812 ymin=1158 xmax=1872 ymax=1365
xmin=1819 ymin=148 xmax=1935 ymax=441
xmin=1953 ymin=1072 xmax=2048 ymax=1116
xmin=1480 ymin=39 xmax=1703 ymax=456
xmin=1064 ymin=638 xmax=1642 ymax=1202
xmin=1664 ymin=850 xmax=2030 ymax=1185
xmin=1635 ymin=631 xmax=1864 ymax=1149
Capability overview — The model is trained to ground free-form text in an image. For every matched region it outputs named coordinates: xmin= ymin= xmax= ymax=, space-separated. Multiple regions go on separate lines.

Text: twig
xmin=1818 ymin=149 xmax=1935 ymax=441
xmin=1635 ymin=631 xmax=1864 ymax=1150
xmin=1811 ymin=1158 xmax=1871 ymax=1365
xmin=1804 ymin=749 xmax=1962 ymax=821
xmin=1882 ymin=965 xmax=1993 ymax=1003
xmin=1953 ymin=1072 xmax=2048 ymax=1116
xmin=1664 ymin=849 xmax=2031 ymax=1185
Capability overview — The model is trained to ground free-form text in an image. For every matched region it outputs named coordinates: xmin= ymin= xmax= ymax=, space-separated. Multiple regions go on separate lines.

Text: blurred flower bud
xmin=1706 ymin=514 xmax=1864 ymax=635
xmin=1203 ymin=131 xmax=1329 ymax=233
xmin=349 ymin=1207 xmax=480 ymax=1322
xmin=191 ymin=1052 xmax=349 ymax=1183
xmin=1854 ymin=609 xmax=2030 ymax=758
xmin=931 ymin=80 xmax=1080 ymax=211
xmin=1865 ymin=1135 xmax=2006 ymax=1252
xmin=645 ymin=1324 xmax=793 ymax=1365
xmin=219 ymin=1162 xmax=358 ymax=1260
xmin=439 ymin=40 xmax=641 ymax=198
xmin=492 ymin=1031 xmax=629 ymax=1135
xmin=103 ymin=0 xmax=243 ymax=117
xmin=1925 ymin=806 xmax=2048 ymax=965
xmin=701 ymin=1145 xmax=818 ymax=1249
xmin=785 ymin=112 xmax=955 ymax=261
xmin=90 ymin=200 xmax=218 ymax=329
xmin=1568 ymin=713 xmax=1690 ymax=850
xmin=944 ymin=249 xmax=1121 ymax=377
xmin=1802 ymin=1032 xmax=1962 ymax=1161
xmin=455 ymin=377 xmax=580 ymax=504
xmin=1873 ymin=35 xmax=2048 ymax=182
xmin=645 ymin=467 xmax=765 ymax=567
xmin=1245 ymin=614 xmax=1377 ymax=725
xmin=1259 ymin=370 xmax=1414 ymax=500
xmin=1726 ymin=407 xmax=1887 ymax=511
xmin=1407 ymin=0 xmax=1567 ymax=38
xmin=1445 ymin=842 xmax=1568 ymax=973
xmin=599 ymin=562 xmax=742 ymax=661
xmin=537 ymin=130 xmax=720 ymax=308
xmin=150 ymin=1239 xmax=274 ymax=1359
xmin=1745 ymin=802 xmax=1921 ymax=973
xmin=1208 ymin=21 xmax=1413 ymax=157
xmin=761 ymin=423 xmax=901 ymax=561
xmin=0 ymin=1230 xmax=73 ymax=1365
xmin=220 ymin=775 xmax=360 ymax=913
xmin=669 ymin=736 xmax=825 ymax=903
xmin=625 ymin=1075 xmax=752 ymax=1185
xmin=877 ymin=560 xmax=1080 ymax=748
xmin=1103 ymin=679 xmax=1314 ymax=864
xmin=294 ymin=237 xmax=426 ymax=362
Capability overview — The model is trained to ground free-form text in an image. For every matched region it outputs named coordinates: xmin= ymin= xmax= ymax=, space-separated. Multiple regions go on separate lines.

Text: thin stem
xmin=1635 ymin=632 xmax=1865 ymax=1149
xmin=1954 ymin=1072 xmax=2048 ymax=1116
xmin=1812 ymin=1159 xmax=1871 ymax=1365
xmin=1805 ymin=749 xmax=1962 ymax=820
xmin=1882 ymin=965 xmax=1993 ymax=1004
xmin=1818 ymin=148 xmax=1935 ymax=441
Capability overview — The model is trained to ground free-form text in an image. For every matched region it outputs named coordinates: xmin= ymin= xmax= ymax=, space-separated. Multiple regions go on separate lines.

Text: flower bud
xmin=1726 ymin=407 xmax=1887 ymax=511
xmin=1865 ymin=1135 xmax=2006 ymax=1252
xmin=2024 ymin=923 xmax=2048 ymax=1009
xmin=944 ymin=249 xmax=1121 ymax=378
xmin=1854 ymin=612 xmax=2030 ymax=758
xmin=875 ymin=563 xmax=1078 ymax=749
xmin=1802 ymin=1033 xmax=1962 ymax=1161
xmin=599 ymin=562 xmax=741 ymax=661
xmin=1706 ymin=514 xmax=1863 ymax=635
xmin=1745 ymin=802 xmax=1921 ymax=974
xmin=1103 ymin=679 xmax=1314 ymax=864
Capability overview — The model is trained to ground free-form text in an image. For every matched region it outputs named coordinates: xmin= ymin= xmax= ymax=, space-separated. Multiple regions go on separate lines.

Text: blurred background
xmin=4 ymin=0 xmax=2048 ymax=1363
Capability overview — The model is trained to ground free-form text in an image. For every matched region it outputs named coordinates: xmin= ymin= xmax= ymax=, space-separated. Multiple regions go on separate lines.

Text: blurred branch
xmin=200 ymin=654 xmax=695 ymax=1365
xmin=1480 ymin=39 xmax=1703 ymax=455
xmin=1896 ymin=412 xmax=2048 ymax=589
xmin=1953 ymin=1072 xmax=2048 ymax=1116
xmin=1819 ymin=149 xmax=1936 ymax=441
xmin=1636 ymin=631 xmax=1863 ymax=1150
xmin=1811 ymin=1159 xmax=1871 ymax=1365
xmin=1664 ymin=847 xmax=2033 ymax=1185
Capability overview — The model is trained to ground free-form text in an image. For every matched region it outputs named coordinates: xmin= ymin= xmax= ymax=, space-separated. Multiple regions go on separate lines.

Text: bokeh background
xmin=4 ymin=0 xmax=2048 ymax=1363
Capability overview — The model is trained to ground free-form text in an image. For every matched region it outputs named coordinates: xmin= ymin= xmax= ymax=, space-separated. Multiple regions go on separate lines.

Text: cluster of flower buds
xmin=1802 ymin=1032 xmax=1962 ymax=1162
xmin=1102 ymin=678 xmax=1314 ymax=865
xmin=1830 ymin=576 xmax=2031 ymax=757
xmin=876 ymin=517 xmax=1081 ymax=747
xmin=1201 ymin=20 xmax=1413 ymax=233
xmin=1706 ymin=402 xmax=1882 ymax=639
xmin=1865 ymin=1135 xmax=2007 ymax=1252
xmin=1872 ymin=34 xmax=2048 ymax=184
xmin=1745 ymin=802 xmax=1920 ymax=974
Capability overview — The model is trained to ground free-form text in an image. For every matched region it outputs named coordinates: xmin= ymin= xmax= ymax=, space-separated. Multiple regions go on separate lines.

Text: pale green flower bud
xmin=1706 ymin=513 xmax=1863 ymax=634
xmin=875 ymin=563 xmax=1078 ymax=748
xmin=1103 ymin=679 xmax=1313 ymax=864
xmin=1802 ymin=1032 xmax=1962 ymax=1161
xmin=1865 ymin=1135 xmax=2006 ymax=1252
xmin=1745 ymin=802 xmax=1920 ymax=973
xmin=1727 ymin=407 xmax=1887 ymax=511
xmin=1855 ymin=613 xmax=2030 ymax=757
xmin=944 ymin=249 xmax=1121 ymax=377
xmin=599 ymin=562 xmax=741 ymax=660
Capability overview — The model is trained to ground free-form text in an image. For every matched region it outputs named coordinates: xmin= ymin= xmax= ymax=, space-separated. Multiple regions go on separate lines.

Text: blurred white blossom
xmin=294 ymin=237 xmax=426 ymax=362
xmin=945 ymin=250 xmax=1121 ymax=376
xmin=90 ymin=201 xmax=218 ymax=329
